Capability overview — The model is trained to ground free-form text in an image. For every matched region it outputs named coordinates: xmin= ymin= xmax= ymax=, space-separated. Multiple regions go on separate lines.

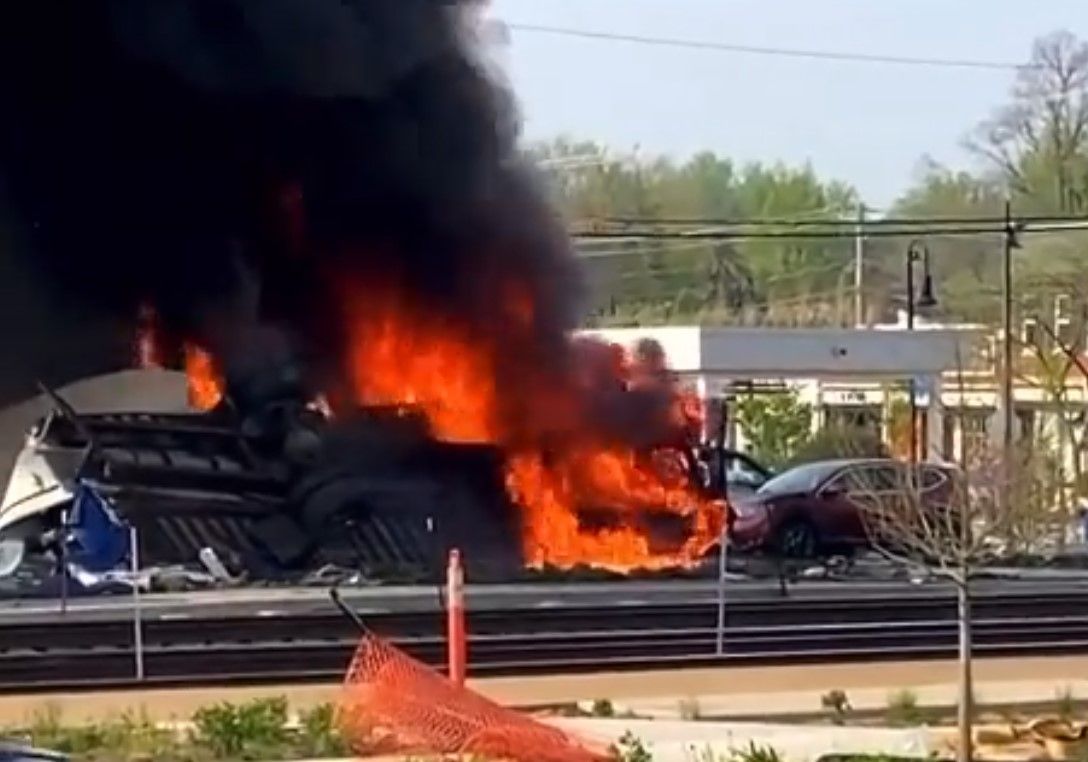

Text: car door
xmin=809 ymin=467 xmax=868 ymax=545
xmin=723 ymin=453 xmax=770 ymax=499
xmin=837 ymin=463 xmax=901 ymax=544
xmin=849 ymin=462 xmax=922 ymax=545
xmin=917 ymin=463 xmax=961 ymax=539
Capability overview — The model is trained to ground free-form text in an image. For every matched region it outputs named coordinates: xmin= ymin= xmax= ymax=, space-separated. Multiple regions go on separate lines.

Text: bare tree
xmin=850 ymin=393 xmax=1052 ymax=762
xmin=1016 ymin=305 xmax=1088 ymax=544
xmin=966 ymin=30 xmax=1088 ymax=210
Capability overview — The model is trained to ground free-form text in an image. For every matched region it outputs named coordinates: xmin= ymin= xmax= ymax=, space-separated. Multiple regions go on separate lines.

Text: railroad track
xmin=4 ymin=590 xmax=1088 ymax=692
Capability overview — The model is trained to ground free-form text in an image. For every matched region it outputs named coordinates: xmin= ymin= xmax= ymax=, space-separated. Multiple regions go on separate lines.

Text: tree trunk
xmin=957 ymin=578 xmax=974 ymax=762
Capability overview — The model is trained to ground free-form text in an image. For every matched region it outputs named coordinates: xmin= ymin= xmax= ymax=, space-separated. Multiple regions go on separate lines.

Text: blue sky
xmin=488 ymin=0 xmax=1087 ymax=209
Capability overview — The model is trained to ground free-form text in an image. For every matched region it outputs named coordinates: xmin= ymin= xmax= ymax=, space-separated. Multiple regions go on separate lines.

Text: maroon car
xmin=729 ymin=458 xmax=960 ymax=559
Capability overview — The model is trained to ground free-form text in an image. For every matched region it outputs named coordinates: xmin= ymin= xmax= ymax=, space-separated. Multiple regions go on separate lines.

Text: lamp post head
xmin=906 ymin=239 xmax=938 ymax=310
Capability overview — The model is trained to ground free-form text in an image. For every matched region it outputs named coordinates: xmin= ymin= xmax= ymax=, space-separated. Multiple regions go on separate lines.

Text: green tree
xmin=735 ymin=390 xmax=813 ymax=469
xmin=791 ymin=425 xmax=888 ymax=465
xmin=554 ymin=31 xmax=1088 ymax=332
xmin=885 ymin=161 xmax=1006 ymax=323
xmin=533 ymin=137 xmax=861 ymax=325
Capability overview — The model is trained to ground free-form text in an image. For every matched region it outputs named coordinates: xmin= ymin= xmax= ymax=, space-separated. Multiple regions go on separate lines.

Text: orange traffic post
xmin=446 ymin=548 xmax=466 ymax=686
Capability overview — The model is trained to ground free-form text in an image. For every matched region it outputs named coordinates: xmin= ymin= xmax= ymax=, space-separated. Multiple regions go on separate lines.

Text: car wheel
xmin=775 ymin=520 xmax=818 ymax=559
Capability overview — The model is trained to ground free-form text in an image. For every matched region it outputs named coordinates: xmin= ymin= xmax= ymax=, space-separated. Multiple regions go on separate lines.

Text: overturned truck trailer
xmin=0 ymin=390 xmax=523 ymax=583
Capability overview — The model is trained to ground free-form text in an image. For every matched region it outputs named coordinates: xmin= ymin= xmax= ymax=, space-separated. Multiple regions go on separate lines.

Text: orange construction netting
xmin=337 ymin=632 xmax=612 ymax=762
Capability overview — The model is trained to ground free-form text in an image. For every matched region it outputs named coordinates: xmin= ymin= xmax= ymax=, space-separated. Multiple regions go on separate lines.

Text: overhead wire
xmin=572 ymin=220 xmax=1088 ymax=242
xmin=591 ymin=213 xmax=1088 ymax=227
xmin=506 ymin=22 xmax=1036 ymax=71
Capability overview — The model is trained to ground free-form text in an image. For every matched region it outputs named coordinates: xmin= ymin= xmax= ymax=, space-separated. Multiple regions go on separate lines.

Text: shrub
xmin=23 ymin=706 xmax=181 ymax=760
xmin=191 ymin=696 xmax=288 ymax=759
xmin=885 ymin=689 xmax=926 ymax=727
xmin=590 ymin=699 xmax=616 ymax=718
xmin=678 ymin=696 xmax=701 ymax=721
xmin=820 ymin=689 xmax=852 ymax=725
xmin=614 ymin=730 xmax=653 ymax=762
xmin=730 ymin=741 xmax=785 ymax=762
xmin=1055 ymin=686 xmax=1077 ymax=721
xmin=296 ymin=702 xmax=348 ymax=759
xmin=791 ymin=425 xmax=887 ymax=465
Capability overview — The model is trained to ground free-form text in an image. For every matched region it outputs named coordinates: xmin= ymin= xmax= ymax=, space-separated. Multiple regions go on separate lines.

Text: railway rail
xmin=3 ymin=589 xmax=1087 ymax=692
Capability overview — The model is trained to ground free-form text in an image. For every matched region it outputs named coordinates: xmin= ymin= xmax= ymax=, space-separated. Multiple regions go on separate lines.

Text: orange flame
xmin=184 ymin=344 xmax=224 ymax=411
xmin=132 ymin=306 xmax=224 ymax=412
xmin=344 ymin=292 xmax=498 ymax=443
xmin=506 ymin=448 xmax=722 ymax=572
xmin=341 ymin=284 xmax=724 ymax=573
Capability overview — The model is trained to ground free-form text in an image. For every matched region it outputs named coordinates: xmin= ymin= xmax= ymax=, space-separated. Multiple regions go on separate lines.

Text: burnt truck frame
xmin=0 ymin=389 xmax=523 ymax=582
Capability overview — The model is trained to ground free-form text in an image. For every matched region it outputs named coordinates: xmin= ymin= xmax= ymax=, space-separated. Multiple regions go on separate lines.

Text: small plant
xmin=821 ymin=689 xmax=852 ymax=725
xmin=296 ymin=702 xmax=348 ymax=758
xmin=24 ymin=703 xmax=65 ymax=751
xmin=191 ymin=696 xmax=288 ymax=758
xmin=591 ymin=699 xmax=616 ymax=718
xmin=885 ymin=689 xmax=925 ymax=727
xmin=729 ymin=740 xmax=785 ymax=762
xmin=99 ymin=710 xmax=181 ymax=760
xmin=24 ymin=705 xmax=113 ymax=756
xmin=1056 ymin=686 xmax=1077 ymax=721
xmin=615 ymin=730 xmax=653 ymax=762
xmin=22 ymin=706 xmax=182 ymax=760
xmin=687 ymin=745 xmax=720 ymax=762
xmin=678 ymin=696 xmax=702 ymax=721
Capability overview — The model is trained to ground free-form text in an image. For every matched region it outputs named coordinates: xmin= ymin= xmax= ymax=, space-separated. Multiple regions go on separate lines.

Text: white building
xmin=580 ymin=322 xmax=1088 ymax=474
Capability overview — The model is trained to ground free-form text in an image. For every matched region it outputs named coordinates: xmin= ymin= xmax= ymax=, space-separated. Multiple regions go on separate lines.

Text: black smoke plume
xmin=0 ymin=2 xmax=702 ymax=463
xmin=0 ymin=0 xmax=582 ymax=409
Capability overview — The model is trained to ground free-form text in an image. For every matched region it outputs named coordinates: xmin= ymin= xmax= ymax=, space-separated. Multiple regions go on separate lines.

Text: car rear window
xmin=757 ymin=461 xmax=840 ymax=496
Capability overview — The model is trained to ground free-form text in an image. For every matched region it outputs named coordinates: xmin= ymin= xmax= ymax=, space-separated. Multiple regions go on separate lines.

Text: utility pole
xmin=854 ymin=203 xmax=865 ymax=327
xmin=906 ymin=247 xmax=917 ymax=464
xmin=1001 ymin=199 xmax=1016 ymax=475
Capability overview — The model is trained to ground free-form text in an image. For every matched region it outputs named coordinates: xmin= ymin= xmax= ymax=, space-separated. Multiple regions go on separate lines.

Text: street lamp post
xmin=906 ymin=240 xmax=937 ymax=463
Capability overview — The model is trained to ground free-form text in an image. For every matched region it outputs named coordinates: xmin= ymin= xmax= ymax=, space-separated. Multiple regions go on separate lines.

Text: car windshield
xmin=756 ymin=461 xmax=841 ymax=497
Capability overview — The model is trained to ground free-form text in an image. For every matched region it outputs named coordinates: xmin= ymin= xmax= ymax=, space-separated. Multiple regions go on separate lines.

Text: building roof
xmin=578 ymin=325 xmax=982 ymax=378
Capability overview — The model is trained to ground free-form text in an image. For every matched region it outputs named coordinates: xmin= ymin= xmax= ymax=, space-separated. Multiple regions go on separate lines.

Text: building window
xmin=942 ymin=412 xmax=956 ymax=460
xmin=1054 ymin=294 xmax=1076 ymax=347
xmin=955 ymin=409 xmax=990 ymax=463
xmin=1022 ymin=317 xmax=1039 ymax=348
xmin=824 ymin=405 xmax=881 ymax=433
xmin=1055 ymin=294 xmax=1072 ymax=322
xmin=1015 ymin=408 xmax=1036 ymax=447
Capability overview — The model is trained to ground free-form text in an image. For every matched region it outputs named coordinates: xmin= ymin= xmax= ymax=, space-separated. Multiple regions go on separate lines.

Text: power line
xmin=591 ymin=213 xmax=1088 ymax=228
xmin=573 ymin=221 xmax=1088 ymax=242
xmin=577 ymin=228 xmax=999 ymax=241
xmin=507 ymin=22 xmax=1035 ymax=71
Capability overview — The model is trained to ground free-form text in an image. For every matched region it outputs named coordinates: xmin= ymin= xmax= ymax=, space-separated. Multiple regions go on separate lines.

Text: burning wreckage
xmin=0 ymin=344 xmax=723 ymax=585
xmin=0 ymin=1 xmax=726 ymax=586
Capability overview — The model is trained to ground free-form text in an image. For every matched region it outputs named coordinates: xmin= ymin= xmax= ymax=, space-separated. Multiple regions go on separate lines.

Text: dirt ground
xmin=3 ymin=654 xmax=1088 ymax=726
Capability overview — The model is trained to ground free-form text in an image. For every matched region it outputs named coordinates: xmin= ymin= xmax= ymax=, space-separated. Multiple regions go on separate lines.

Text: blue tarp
xmin=64 ymin=482 xmax=130 ymax=573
